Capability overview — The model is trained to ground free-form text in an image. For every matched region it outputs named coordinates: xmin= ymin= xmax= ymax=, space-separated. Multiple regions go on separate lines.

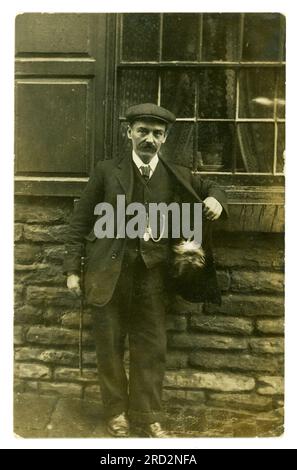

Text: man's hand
xmin=67 ymin=274 xmax=81 ymax=297
xmin=203 ymin=197 xmax=223 ymax=221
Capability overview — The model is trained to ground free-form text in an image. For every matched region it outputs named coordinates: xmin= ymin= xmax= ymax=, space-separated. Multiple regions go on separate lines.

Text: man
xmin=64 ymin=103 xmax=228 ymax=438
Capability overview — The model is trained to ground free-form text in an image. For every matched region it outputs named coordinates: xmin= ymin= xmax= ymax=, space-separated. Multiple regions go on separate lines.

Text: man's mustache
xmin=139 ymin=143 xmax=157 ymax=151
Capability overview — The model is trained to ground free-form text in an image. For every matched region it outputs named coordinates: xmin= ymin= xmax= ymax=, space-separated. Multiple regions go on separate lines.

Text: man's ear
xmin=127 ymin=125 xmax=132 ymax=140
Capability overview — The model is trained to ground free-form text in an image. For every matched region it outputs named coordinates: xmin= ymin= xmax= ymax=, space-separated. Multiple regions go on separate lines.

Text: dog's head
xmin=172 ymin=240 xmax=206 ymax=277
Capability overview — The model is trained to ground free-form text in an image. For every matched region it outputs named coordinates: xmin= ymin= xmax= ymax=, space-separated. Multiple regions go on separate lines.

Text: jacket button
xmin=111 ymin=252 xmax=117 ymax=259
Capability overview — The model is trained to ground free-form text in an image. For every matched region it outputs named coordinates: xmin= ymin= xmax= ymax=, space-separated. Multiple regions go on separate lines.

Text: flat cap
xmin=125 ymin=103 xmax=176 ymax=124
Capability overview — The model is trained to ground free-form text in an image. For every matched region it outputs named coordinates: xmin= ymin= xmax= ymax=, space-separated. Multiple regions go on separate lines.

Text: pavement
xmin=14 ymin=392 xmax=284 ymax=439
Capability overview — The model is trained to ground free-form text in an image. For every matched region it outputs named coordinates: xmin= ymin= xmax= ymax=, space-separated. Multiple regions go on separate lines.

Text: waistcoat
xmin=125 ymin=159 xmax=175 ymax=268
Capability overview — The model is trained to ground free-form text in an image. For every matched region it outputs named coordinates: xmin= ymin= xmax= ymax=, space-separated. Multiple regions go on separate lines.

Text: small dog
xmin=171 ymin=239 xmax=207 ymax=302
xmin=172 ymin=239 xmax=206 ymax=277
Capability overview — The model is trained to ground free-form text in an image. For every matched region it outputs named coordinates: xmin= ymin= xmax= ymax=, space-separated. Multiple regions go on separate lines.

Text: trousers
xmin=92 ymin=254 xmax=168 ymax=424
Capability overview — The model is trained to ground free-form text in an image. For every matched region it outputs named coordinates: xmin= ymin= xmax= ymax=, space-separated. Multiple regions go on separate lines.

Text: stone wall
xmin=14 ymin=196 xmax=284 ymax=414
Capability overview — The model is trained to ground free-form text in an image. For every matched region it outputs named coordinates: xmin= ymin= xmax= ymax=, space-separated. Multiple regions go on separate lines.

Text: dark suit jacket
xmin=63 ymin=154 xmax=228 ymax=306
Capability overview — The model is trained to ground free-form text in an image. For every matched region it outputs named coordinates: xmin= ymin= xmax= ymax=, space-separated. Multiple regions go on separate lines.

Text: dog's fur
xmin=172 ymin=240 xmax=206 ymax=278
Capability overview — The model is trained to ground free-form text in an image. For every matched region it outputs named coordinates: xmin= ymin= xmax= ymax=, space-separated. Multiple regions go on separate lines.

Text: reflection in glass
xmin=239 ymin=68 xmax=277 ymax=118
xmin=161 ymin=71 xmax=195 ymax=118
xmin=202 ymin=14 xmax=240 ymax=61
xmin=236 ymin=123 xmax=274 ymax=173
xmin=199 ymin=69 xmax=236 ymax=119
xmin=162 ymin=14 xmax=200 ymax=61
xmin=242 ymin=13 xmax=282 ymax=61
xmin=277 ymin=68 xmax=286 ymax=119
xmin=276 ymin=123 xmax=285 ymax=173
xmin=162 ymin=122 xmax=194 ymax=168
xmin=197 ymin=123 xmax=234 ymax=171
xmin=118 ymin=69 xmax=158 ymax=116
xmin=122 ymin=14 xmax=160 ymax=61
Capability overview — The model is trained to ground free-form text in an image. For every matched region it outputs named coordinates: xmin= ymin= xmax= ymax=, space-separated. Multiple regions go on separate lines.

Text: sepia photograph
xmin=13 ymin=11 xmax=285 ymax=439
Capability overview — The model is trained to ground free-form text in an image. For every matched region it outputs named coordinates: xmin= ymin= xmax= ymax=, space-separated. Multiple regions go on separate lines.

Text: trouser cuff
xmin=128 ymin=409 xmax=164 ymax=425
xmin=104 ymin=404 xmax=128 ymax=420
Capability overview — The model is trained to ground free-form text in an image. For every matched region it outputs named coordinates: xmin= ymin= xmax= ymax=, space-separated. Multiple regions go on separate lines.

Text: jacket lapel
xmin=114 ymin=154 xmax=134 ymax=205
xmin=159 ymin=155 xmax=203 ymax=203
xmin=114 ymin=153 xmax=203 ymax=205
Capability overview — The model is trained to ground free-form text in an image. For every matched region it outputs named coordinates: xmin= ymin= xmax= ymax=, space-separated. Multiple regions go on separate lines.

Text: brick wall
xmin=14 ymin=196 xmax=284 ymax=414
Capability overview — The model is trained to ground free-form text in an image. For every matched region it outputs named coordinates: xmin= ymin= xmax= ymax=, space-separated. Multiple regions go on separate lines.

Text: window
xmin=115 ymin=13 xmax=285 ymax=183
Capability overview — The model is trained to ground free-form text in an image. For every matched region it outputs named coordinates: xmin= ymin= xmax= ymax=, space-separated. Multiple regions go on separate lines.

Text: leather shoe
xmin=107 ymin=412 xmax=130 ymax=437
xmin=141 ymin=422 xmax=170 ymax=438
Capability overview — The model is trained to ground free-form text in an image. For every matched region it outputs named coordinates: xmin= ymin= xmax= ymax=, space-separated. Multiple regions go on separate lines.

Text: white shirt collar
xmin=132 ymin=151 xmax=159 ymax=178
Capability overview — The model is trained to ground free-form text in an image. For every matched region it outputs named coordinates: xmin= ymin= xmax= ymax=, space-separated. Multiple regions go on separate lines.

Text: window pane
xmin=242 ymin=13 xmax=282 ymax=61
xmin=197 ymin=122 xmax=234 ymax=171
xmin=118 ymin=69 xmax=158 ymax=116
xmin=239 ymin=68 xmax=277 ymax=118
xmin=277 ymin=123 xmax=285 ymax=173
xmin=236 ymin=123 xmax=274 ymax=173
xmin=161 ymin=71 xmax=195 ymax=118
xmin=122 ymin=14 xmax=160 ymax=61
xmin=162 ymin=14 xmax=200 ymax=61
xmin=202 ymin=14 xmax=240 ymax=61
xmin=198 ymin=69 xmax=236 ymax=119
xmin=118 ymin=122 xmax=131 ymax=157
xmin=162 ymin=122 xmax=194 ymax=168
xmin=277 ymin=68 xmax=286 ymax=119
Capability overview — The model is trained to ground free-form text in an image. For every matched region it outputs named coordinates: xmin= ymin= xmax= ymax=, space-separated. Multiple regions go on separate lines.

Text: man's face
xmin=127 ymin=119 xmax=168 ymax=163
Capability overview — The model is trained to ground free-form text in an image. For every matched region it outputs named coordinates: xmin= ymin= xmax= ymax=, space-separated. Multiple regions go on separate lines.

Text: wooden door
xmin=15 ymin=13 xmax=115 ymax=197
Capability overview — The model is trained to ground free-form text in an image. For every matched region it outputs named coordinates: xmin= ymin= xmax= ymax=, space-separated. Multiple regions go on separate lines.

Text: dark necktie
xmin=140 ymin=165 xmax=151 ymax=181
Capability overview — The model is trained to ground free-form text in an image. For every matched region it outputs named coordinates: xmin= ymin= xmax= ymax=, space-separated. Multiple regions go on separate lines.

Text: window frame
xmin=114 ymin=12 xmax=285 ymax=185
